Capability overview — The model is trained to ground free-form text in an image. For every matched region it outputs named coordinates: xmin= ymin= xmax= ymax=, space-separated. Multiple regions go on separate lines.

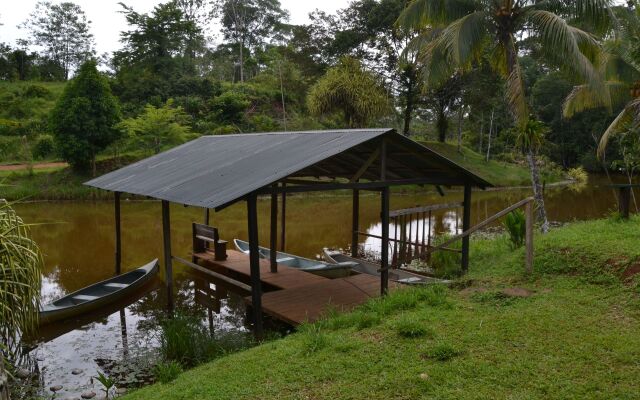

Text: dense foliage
xmin=0 ymin=0 xmax=638 ymax=178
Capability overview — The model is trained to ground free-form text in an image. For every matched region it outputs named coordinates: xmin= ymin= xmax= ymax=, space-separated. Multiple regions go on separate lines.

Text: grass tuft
xmin=153 ymin=361 xmax=183 ymax=384
xmin=424 ymin=343 xmax=462 ymax=361
xmin=393 ymin=315 xmax=432 ymax=338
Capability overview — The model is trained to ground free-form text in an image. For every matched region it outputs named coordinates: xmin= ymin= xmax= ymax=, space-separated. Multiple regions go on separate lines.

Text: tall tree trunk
xmin=437 ymin=108 xmax=447 ymax=142
xmin=486 ymin=108 xmax=494 ymax=161
xmin=91 ymin=150 xmax=96 ymax=178
xmin=478 ymin=112 xmax=484 ymax=153
xmin=402 ymin=69 xmax=416 ymax=137
xmin=238 ymin=40 xmax=244 ymax=83
xmin=457 ymin=105 xmax=463 ymax=152
xmin=527 ymin=149 xmax=549 ymax=233
xmin=279 ymin=61 xmax=287 ymax=131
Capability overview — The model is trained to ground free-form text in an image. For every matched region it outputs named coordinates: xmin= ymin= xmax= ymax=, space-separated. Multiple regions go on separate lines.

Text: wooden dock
xmin=192 ymin=249 xmax=393 ymax=325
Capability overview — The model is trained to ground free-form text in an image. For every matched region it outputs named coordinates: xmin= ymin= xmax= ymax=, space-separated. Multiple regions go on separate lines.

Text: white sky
xmin=0 ymin=0 xmax=350 ymax=54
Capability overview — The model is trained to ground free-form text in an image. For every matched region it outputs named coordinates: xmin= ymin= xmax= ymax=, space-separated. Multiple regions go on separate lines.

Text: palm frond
xmin=526 ymin=9 xmax=601 ymax=87
xmin=396 ymin=0 xmax=479 ymax=30
xmin=506 ymin=45 xmax=529 ymax=129
xmin=598 ymin=98 xmax=640 ymax=158
xmin=563 ymin=81 xmax=629 ymax=117
xmin=437 ymin=11 xmax=490 ymax=67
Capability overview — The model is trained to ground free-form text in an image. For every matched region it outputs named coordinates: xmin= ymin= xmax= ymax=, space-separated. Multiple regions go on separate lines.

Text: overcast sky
xmin=0 ymin=0 xmax=351 ymax=54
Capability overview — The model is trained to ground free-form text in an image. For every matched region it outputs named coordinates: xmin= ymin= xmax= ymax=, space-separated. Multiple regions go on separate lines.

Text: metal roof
xmin=85 ymin=129 xmax=491 ymax=209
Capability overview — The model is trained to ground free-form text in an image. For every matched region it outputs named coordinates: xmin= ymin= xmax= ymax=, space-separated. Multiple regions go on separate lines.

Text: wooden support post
xmin=114 ymin=191 xmax=122 ymax=275
xmin=352 ymin=189 xmax=359 ymax=257
xmin=270 ymin=189 xmax=278 ymax=273
xmin=247 ymin=193 xmax=264 ymax=338
xmin=392 ymin=217 xmax=398 ymax=266
xmin=380 ymin=138 xmax=389 ymax=295
xmin=280 ymin=183 xmax=286 ymax=252
xmin=381 ymin=187 xmax=390 ymax=295
xmin=161 ymin=200 xmax=174 ymax=311
xmin=461 ymin=184 xmax=472 ymax=272
xmin=204 ymin=208 xmax=210 ymax=225
xmin=619 ymin=186 xmax=631 ymax=219
xmin=525 ymin=201 xmax=534 ymax=274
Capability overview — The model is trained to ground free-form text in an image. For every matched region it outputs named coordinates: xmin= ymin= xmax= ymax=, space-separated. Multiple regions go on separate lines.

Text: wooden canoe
xmin=233 ymin=239 xmax=354 ymax=278
xmin=322 ymin=250 xmax=449 ymax=285
xmin=39 ymin=259 xmax=159 ymax=325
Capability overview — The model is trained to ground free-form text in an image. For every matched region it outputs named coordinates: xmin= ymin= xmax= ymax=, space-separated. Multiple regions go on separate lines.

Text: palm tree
xmin=398 ymin=0 xmax=611 ymax=232
xmin=564 ymin=2 xmax=640 ymax=158
xmin=0 ymin=199 xmax=42 ymax=353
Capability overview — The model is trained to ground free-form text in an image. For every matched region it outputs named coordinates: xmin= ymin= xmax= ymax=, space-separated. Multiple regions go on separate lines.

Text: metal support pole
xmin=461 ymin=184 xmax=472 ymax=272
xmin=204 ymin=208 xmax=210 ymax=225
xmin=280 ymin=183 xmax=286 ymax=252
xmin=247 ymin=193 xmax=264 ymax=338
xmin=161 ymin=200 xmax=174 ymax=311
xmin=351 ymin=189 xmax=359 ymax=257
xmin=270 ymin=189 xmax=278 ymax=273
xmin=114 ymin=191 xmax=122 ymax=275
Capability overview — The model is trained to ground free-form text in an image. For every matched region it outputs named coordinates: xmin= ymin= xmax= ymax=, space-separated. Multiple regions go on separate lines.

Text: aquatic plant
xmin=0 ymin=199 xmax=42 ymax=350
xmin=95 ymin=371 xmax=116 ymax=399
xmin=503 ymin=209 xmax=526 ymax=249
xmin=567 ymin=167 xmax=588 ymax=184
xmin=153 ymin=361 xmax=183 ymax=384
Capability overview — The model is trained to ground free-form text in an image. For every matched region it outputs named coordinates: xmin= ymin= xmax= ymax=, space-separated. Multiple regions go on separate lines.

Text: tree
xmin=50 ymin=60 xmax=121 ymax=174
xmin=307 ymin=57 xmax=390 ymax=128
xmin=212 ymin=0 xmax=289 ymax=82
xmin=0 ymin=200 xmax=42 ymax=354
xmin=398 ymin=0 xmax=611 ymax=233
xmin=517 ymin=118 xmax=550 ymax=232
xmin=423 ymin=73 xmax=463 ymax=142
xmin=20 ymin=1 xmax=95 ymax=80
xmin=118 ymin=100 xmax=192 ymax=154
xmin=564 ymin=2 xmax=640 ymax=159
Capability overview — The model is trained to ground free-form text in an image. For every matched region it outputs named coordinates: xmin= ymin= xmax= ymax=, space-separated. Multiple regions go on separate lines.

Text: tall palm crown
xmin=398 ymin=0 xmax=611 ymax=129
xmin=564 ymin=2 xmax=640 ymax=157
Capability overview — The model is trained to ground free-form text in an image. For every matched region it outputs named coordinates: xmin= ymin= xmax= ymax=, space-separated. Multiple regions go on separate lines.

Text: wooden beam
xmin=389 ymin=202 xmax=463 ymax=218
xmin=204 ymin=208 xmax=210 ymax=225
xmin=352 ymin=189 xmax=359 ymax=257
xmin=461 ymin=184 xmax=472 ymax=272
xmin=161 ymin=200 xmax=174 ymax=311
xmin=380 ymin=139 xmax=389 ymax=295
xmin=257 ymin=178 xmax=467 ymax=195
xmin=114 ymin=191 xmax=122 ymax=276
xmin=349 ymin=148 xmax=380 ymax=182
xmin=270 ymin=188 xmax=278 ymax=273
xmin=247 ymin=193 xmax=264 ymax=338
xmin=173 ymin=256 xmax=252 ymax=292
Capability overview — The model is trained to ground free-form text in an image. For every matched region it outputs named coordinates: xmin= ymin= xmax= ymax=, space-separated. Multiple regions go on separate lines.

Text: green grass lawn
xmin=124 ymin=217 xmax=640 ymax=400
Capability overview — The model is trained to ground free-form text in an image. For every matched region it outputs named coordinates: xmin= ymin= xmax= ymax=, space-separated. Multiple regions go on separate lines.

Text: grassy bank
xmin=124 ymin=217 xmax=640 ymax=400
xmin=1 ymin=143 xmax=564 ymax=201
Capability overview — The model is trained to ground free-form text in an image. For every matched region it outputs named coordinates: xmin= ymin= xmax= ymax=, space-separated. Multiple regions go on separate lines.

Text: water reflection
xmin=11 ymin=175 xmax=637 ymax=397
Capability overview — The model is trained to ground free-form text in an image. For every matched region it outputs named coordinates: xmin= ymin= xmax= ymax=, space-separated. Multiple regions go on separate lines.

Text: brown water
xmin=11 ymin=176 xmax=637 ymax=397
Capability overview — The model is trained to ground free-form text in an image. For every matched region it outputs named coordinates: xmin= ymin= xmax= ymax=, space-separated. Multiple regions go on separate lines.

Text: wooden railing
xmin=425 ymin=197 xmax=535 ymax=273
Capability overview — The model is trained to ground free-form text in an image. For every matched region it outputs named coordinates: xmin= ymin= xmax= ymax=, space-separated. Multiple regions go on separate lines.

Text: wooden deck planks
xmin=193 ymin=250 xmax=328 ymax=291
xmin=193 ymin=249 xmax=396 ymax=326
xmin=249 ymin=274 xmax=397 ymax=325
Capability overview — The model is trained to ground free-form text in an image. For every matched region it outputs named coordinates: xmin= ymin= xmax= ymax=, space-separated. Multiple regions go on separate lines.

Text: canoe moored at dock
xmin=233 ymin=239 xmax=355 ymax=278
xmin=39 ymin=259 xmax=159 ymax=325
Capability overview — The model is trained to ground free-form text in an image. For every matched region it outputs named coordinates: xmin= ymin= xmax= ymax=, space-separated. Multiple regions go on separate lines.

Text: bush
xmin=22 ymin=84 xmax=51 ymax=99
xmin=567 ymin=166 xmax=588 ymax=184
xmin=0 ymin=136 xmax=23 ymax=162
xmin=32 ymin=135 xmax=55 ymax=160
xmin=504 ymin=209 xmax=526 ymax=248
xmin=153 ymin=361 xmax=182 ymax=384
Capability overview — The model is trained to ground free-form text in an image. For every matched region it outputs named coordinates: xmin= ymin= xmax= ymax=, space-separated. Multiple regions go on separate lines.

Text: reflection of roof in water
xmin=86 ymin=128 xmax=492 ymax=209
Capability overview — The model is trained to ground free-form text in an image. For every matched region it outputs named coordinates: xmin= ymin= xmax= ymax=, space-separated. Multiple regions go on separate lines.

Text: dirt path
xmin=0 ymin=162 xmax=67 ymax=171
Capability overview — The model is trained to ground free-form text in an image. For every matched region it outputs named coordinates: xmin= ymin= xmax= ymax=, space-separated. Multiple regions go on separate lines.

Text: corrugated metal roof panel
xmin=85 ymin=129 xmax=491 ymax=209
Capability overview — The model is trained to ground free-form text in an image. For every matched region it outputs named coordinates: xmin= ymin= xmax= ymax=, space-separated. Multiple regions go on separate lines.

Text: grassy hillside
xmin=124 ymin=217 xmax=640 ymax=400
xmin=422 ymin=141 xmax=565 ymax=187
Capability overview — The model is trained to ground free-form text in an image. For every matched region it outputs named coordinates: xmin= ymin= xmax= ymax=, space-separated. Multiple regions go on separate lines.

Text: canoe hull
xmin=39 ymin=259 xmax=159 ymax=325
xmin=322 ymin=250 xmax=448 ymax=285
xmin=233 ymin=239 xmax=352 ymax=278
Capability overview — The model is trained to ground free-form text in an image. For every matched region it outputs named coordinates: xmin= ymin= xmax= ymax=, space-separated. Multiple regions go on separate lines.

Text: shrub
xmin=153 ymin=361 xmax=182 ymax=384
xmin=0 ymin=136 xmax=23 ymax=162
xmin=567 ymin=166 xmax=588 ymax=184
xmin=22 ymin=85 xmax=51 ymax=99
xmin=32 ymin=135 xmax=55 ymax=160
xmin=503 ymin=209 xmax=526 ymax=248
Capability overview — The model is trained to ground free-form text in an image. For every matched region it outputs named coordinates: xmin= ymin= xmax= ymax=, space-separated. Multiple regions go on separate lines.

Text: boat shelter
xmin=86 ymin=128 xmax=491 ymax=335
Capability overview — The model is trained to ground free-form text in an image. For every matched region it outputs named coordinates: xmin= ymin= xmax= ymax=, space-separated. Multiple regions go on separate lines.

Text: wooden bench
xmin=192 ymin=223 xmax=228 ymax=262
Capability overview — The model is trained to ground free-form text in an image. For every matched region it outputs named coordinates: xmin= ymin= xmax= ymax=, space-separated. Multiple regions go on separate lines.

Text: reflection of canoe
xmin=322 ymin=250 xmax=448 ymax=286
xmin=39 ymin=259 xmax=159 ymax=325
xmin=233 ymin=239 xmax=353 ymax=278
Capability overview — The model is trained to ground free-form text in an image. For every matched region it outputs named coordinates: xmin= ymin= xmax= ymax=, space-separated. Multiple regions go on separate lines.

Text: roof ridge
xmin=201 ymin=128 xmax=392 ymax=138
